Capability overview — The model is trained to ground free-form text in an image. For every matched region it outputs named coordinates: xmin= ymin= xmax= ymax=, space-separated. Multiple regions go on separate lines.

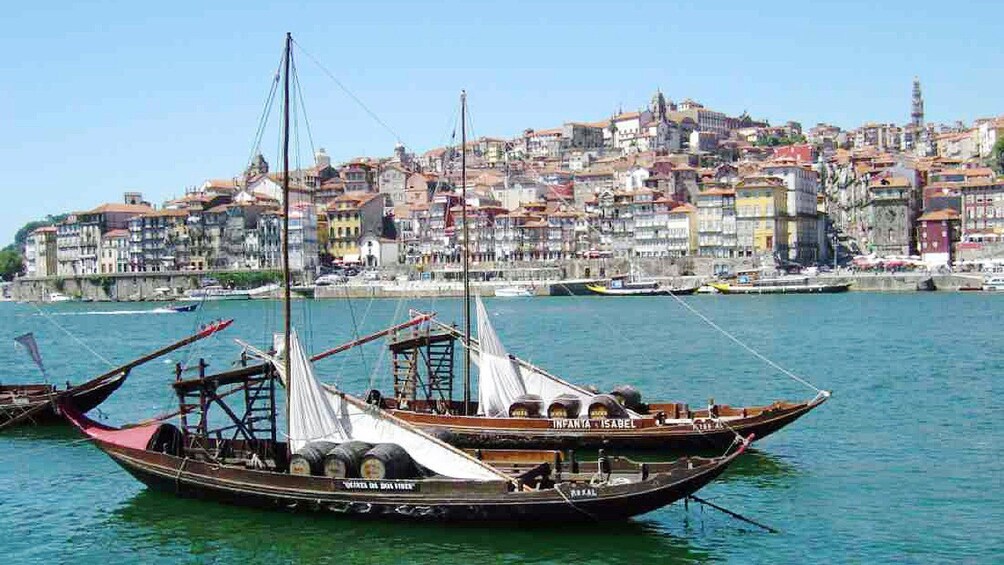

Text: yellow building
xmin=316 ymin=210 xmax=329 ymax=259
xmin=326 ymin=193 xmax=384 ymax=262
xmin=735 ymin=177 xmax=788 ymax=257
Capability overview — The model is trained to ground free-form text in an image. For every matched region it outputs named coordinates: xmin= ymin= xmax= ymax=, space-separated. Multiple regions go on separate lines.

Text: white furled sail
xmin=273 ymin=330 xmax=506 ymax=481
xmin=474 ymin=295 xmax=526 ymax=416
xmin=466 ymin=319 xmax=641 ymax=420
xmin=513 ymin=362 xmax=595 ymax=415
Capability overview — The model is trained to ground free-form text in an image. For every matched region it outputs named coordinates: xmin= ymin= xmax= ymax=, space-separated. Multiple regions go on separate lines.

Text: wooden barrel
xmin=289 ymin=441 xmax=337 ymax=476
xmin=610 ymin=385 xmax=643 ymax=411
xmin=587 ymin=394 xmax=628 ymax=419
xmin=547 ymin=394 xmax=581 ymax=419
xmin=360 ymin=443 xmax=416 ymax=480
xmin=508 ymin=394 xmax=544 ymax=418
xmin=322 ymin=441 xmax=372 ymax=478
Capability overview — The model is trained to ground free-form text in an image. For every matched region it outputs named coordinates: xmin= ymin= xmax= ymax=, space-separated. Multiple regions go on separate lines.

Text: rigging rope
xmin=514 ymin=157 xmax=827 ymax=396
xmin=664 ymin=291 xmax=824 ymax=395
xmin=292 ymin=39 xmax=404 ymax=145
xmin=246 ymin=50 xmax=284 ymax=169
xmin=29 ymin=302 xmax=113 ymax=367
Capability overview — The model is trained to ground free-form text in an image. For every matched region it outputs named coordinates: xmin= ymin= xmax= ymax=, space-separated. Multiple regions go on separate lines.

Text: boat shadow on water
xmin=109 ymin=489 xmax=718 ymax=564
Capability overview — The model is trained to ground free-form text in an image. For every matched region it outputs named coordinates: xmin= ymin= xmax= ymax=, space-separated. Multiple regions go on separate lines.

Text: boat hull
xmin=494 ymin=288 xmax=533 ymax=298
xmin=180 ymin=294 xmax=250 ymax=301
xmin=585 ymin=285 xmax=698 ymax=297
xmin=710 ymin=282 xmax=851 ymax=295
xmin=0 ymin=373 xmax=126 ymax=429
xmin=74 ymin=419 xmax=744 ymax=522
xmin=393 ymin=395 xmax=826 ymax=452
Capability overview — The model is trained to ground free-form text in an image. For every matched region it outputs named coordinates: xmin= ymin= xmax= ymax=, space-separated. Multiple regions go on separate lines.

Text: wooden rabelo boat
xmin=62 ymin=332 xmax=750 ymax=521
xmin=64 ymin=36 xmax=749 ymax=522
xmin=1 ymin=322 xmax=231 ymax=432
xmin=1 ymin=375 xmax=125 ymax=429
xmin=352 ymin=307 xmax=830 ymax=452
xmin=586 ymin=275 xmax=698 ymax=297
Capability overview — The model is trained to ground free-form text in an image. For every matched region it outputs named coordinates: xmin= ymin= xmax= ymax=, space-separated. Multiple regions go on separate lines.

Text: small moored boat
xmin=494 ymin=286 xmax=533 ymax=298
xmin=710 ymin=269 xmax=850 ymax=295
xmin=586 ymin=275 xmax=698 ymax=297
xmin=182 ymin=285 xmax=251 ymax=301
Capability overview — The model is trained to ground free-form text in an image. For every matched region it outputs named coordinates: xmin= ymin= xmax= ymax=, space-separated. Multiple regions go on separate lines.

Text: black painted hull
xmin=406 ymin=399 xmax=825 ymax=452
xmin=0 ymin=374 xmax=125 ymax=428
xmin=94 ymin=441 xmax=742 ymax=522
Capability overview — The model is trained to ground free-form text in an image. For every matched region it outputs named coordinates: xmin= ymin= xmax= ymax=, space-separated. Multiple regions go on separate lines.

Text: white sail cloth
xmin=474 ymin=295 xmax=526 ymax=416
xmin=470 ymin=302 xmax=640 ymax=419
xmin=271 ymin=330 xmax=506 ymax=481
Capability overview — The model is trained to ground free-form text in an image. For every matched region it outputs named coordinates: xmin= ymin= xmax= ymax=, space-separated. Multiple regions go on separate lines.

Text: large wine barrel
xmin=508 ymin=393 xmax=544 ymax=418
xmin=360 ymin=443 xmax=416 ymax=480
xmin=322 ymin=441 xmax=372 ymax=478
xmin=610 ymin=385 xmax=643 ymax=411
xmin=289 ymin=441 xmax=337 ymax=476
xmin=547 ymin=394 xmax=581 ymax=419
xmin=587 ymin=394 xmax=628 ymax=419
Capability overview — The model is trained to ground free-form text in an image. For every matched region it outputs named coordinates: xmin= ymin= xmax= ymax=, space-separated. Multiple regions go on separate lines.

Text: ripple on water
xmin=0 ymin=295 xmax=1001 ymax=563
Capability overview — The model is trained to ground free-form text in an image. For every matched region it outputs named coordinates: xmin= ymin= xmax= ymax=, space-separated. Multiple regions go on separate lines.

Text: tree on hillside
xmin=4 ymin=213 xmax=68 ymax=252
xmin=0 ymin=249 xmax=24 ymax=281
xmin=991 ymin=138 xmax=1004 ymax=174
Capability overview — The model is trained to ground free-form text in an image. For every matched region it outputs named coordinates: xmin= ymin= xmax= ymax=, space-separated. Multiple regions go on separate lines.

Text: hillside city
xmin=19 ymin=79 xmax=1004 ymax=281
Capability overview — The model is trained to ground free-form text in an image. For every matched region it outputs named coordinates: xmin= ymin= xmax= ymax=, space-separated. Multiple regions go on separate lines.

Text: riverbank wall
xmin=9 ymin=269 xmax=985 ymax=302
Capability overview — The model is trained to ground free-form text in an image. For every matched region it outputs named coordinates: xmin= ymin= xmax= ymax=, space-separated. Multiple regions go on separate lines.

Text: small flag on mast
xmin=14 ymin=332 xmax=47 ymax=378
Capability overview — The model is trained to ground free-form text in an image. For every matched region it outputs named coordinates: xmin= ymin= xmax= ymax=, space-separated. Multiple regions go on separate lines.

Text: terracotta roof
xmin=670 ymin=203 xmax=697 ymax=213
xmin=917 ymin=209 xmax=960 ymax=221
xmin=699 ymin=187 xmax=736 ymax=196
xmin=332 ymin=192 xmax=381 ymax=204
xmin=528 ymin=128 xmax=563 ymax=136
xmin=103 ymin=229 xmax=130 ymax=238
xmin=613 ymin=111 xmax=641 ymax=121
xmin=140 ymin=208 xmax=190 ymax=218
xmin=868 ymin=177 xmax=912 ymax=189
xmin=86 ymin=203 xmax=153 ymax=215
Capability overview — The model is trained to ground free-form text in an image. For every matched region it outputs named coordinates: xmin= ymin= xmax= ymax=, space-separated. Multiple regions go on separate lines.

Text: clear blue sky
xmin=2 ymin=0 xmax=1000 ymax=243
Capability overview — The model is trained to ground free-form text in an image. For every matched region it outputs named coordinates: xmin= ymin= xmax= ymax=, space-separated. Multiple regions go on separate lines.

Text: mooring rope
xmin=664 ymin=292 xmax=826 ymax=395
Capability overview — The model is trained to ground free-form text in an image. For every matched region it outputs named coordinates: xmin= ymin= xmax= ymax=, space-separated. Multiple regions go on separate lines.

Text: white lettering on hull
xmin=549 ymin=418 xmax=638 ymax=430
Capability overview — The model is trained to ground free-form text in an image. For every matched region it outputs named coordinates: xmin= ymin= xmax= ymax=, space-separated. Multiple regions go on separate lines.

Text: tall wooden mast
xmin=281 ymin=32 xmax=293 ymax=408
xmin=461 ymin=90 xmax=471 ymax=415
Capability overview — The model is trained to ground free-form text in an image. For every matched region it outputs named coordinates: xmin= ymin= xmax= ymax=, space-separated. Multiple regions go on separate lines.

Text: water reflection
xmin=110 ymin=490 xmax=716 ymax=564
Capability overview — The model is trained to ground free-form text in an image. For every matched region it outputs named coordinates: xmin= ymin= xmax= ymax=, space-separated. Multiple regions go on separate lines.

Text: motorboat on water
xmin=983 ymin=274 xmax=1004 ymax=291
xmin=494 ymin=286 xmax=533 ymax=298
xmin=47 ymin=292 xmax=75 ymax=303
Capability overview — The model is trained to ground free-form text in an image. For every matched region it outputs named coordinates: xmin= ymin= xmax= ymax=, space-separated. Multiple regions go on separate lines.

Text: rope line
xmin=29 ymin=302 xmax=113 ymax=367
xmin=292 ymin=39 xmax=404 ymax=145
xmin=665 ymin=292 xmax=823 ymax=394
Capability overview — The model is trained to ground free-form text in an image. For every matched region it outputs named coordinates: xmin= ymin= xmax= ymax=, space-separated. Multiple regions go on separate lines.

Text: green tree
xmin=4 ymin=213 xmax=68 ymax=252
xmin=991 ymin=138 xmax=1004 ymax=174
xmin=0 ymin=249 xmax=24 ymax=281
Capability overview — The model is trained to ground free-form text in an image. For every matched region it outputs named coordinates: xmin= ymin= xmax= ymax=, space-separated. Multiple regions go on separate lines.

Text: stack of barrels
xmin=290 ymin=441 xmax=418 ymax=480
xmin=546 ymin=394 xmax=582 ymax=419
xmin=508 ymin=394 xmax=543 ymax=418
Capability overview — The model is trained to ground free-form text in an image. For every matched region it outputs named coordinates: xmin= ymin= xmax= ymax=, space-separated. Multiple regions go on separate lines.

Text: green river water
xmin=0 ymin=293 xmax=1000 ymax=563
